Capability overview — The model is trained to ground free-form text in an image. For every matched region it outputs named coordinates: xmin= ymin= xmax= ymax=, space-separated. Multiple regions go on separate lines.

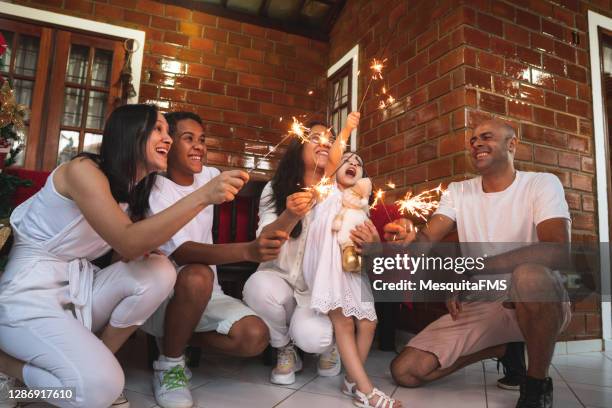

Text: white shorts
xmin=141 ymin=290 xmax=257 ymax=338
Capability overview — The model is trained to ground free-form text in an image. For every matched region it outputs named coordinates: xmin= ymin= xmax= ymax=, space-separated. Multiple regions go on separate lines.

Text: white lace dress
xmin=303 ymin=186 xmax=377 ymax=321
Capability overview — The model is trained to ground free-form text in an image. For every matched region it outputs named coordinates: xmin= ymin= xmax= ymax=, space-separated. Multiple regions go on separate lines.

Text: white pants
xmin=242 ymin=269 xmax=333 ymax=354
xmin=0 ymin=255 xmax=176 ymax=408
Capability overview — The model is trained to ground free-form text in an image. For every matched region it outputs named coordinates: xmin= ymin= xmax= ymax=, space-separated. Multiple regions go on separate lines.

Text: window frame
xmin=327 ymin=45 xmax=359 ymax=151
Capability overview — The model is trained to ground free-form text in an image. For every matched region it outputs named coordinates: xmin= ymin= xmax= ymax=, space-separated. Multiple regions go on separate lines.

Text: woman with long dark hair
xmin=243 ymin=114 xmax=365 ymax=386
xmin=0 ymin=104 xmax=247 ymax=408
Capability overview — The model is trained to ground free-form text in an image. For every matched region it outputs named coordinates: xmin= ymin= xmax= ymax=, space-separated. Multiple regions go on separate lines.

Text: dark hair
xmin=76 ymin=104 xmax=159 ymax=221
xmin=306 ymin=120 xmax=336 ymax=138
xmin=165 ymin=111 xmax=204 ymax=138
xmin=269 ymin=138 xmax=307 ymax=238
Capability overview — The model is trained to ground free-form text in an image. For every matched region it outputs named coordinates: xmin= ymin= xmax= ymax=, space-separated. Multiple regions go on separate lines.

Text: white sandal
xmin=342 ymin=376 xmax=357 ymax=397
xmin=353 ymin=387 xmax=399 ymax=408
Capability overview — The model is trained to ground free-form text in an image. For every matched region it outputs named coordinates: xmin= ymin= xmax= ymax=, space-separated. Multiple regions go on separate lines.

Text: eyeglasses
xmin=309 ymin=132 xmax=336 ymax=145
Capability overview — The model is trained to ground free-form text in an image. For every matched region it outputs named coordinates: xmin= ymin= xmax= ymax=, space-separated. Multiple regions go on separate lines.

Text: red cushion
xmin=5 ymin=168 xmax=50 ymax=206
xmin=215 ymin=197 xmax=258 ymax=244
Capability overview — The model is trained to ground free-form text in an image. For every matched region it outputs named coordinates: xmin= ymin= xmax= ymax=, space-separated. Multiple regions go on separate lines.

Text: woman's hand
xmin=350 ymin=220 xmax=380 ymax=254
xmin=286 ymin=191 xmax=315 ymax=218
xmin=383 ymin=218 xmax=417 ymax=243
xmin=200 ymin=170 xmax=249 ymax=205
xmin=246 ymin=230 xmax=289 ymax=262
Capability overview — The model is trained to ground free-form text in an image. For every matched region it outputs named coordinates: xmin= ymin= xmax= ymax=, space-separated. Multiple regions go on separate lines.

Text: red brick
xmin=508 ymin=100 xmax=532 ymax=120
xmin=581 ymin=157 xmax=594 ymax=173
xmin=517 ymin=46 xmax=541 ymax=66
xmin=480 ymin=92 xmax=506 ymax=114
xmin=572 ymin=213 xmax=595 ymax=230
xmin=200 ymin=80 xmax=225 ymax=94
xmin=516 ymin=9 xmax=540 ymax=31
xmin=124 ymin=10 xmax=150 ymax=25
xmin=558 ymin=152 xmax=580 ymax=170
xmin=491 ymin=0 xmax=516 ymax=20
xmin=187 ymin=63 xmax=213 ymax=78
xmin=494 ymin=76 xmax=520 ymax=98
xmin=465 ymin=67 xmax=492 ymax=90
xmin=218 ymin=16 xmax=242 ymax=32
xmin=545 ymin=91 xmax=566 ymax=111
xmin=531 ymin=33 xmax=555 ymax=54
xmin=428 ymin=158 xmax=453 ymax=179
xmin=95 ymin=3 xmax=124 ymax=20
xmin=542 ymin=19 xmax=565 ymax=41
xmin=216 ymin=43 xmax=239 ymax=58
xmin=165 ymin=4 xmax=190 ymax=20
xmin=429 ymin=37 xmax=452 ymax=62
xmin=440 ymin=132 xmax=467 ymax=155
xmin=522 ymin=124 xmax=567 ymax=147
xmin=567 ymin=99 xmax=589 ymax=118
xmin=151 ymin=16 xmax=177 ymax=31
xmin=582 ymin=195 xmax=595 ymax=212
xmin=64 ymin=0 xmax=93 ymax=14
xmin=534 ymin=146 xmax=558 ymax=165
xmin=204 ymin=27 xmax=227 ymax=42
xmin=542 ymin=54 xmax=566 ymax=76
xmin=516 ymin=142 xmax=533 ymax=161
xmin=190 ymin=37 xmax=215 ymax=52
xmin=477 ymin=13 xmax=503 ymax=37
xmin=136 ymin=0 xmax=164 ymax=16
xmin=505 ymin=23 xmax=530 ymax=46
xmin=193 ymin=11 xmax=217 ymax=26
xmin=567 ymin=64 xmax=587 ymax=83
xmin=518 ymin=84 xmax=544 ymax=105
xmin=491 ymin=38 xmax=516 ymax=59
xmin=565 ymin=191 xmax=582 ymax=209
xmin=554 ymin=41 xmax=576 ymax=62
xmin=533 ymin=107 xmax=555 ymax=127
xmin=275 ymin=43 xmax=296 ymax=57
xmin=556 ymin=112 xmax=577 ymax=132
xmin=150 ymin=42 xmax=179 ymax=58
xmin=416 ymin=63 xmax=439 ymax=87
xmin=164 ymin=32 xmax=189 ymax=47
xmin=464 ymin=27 xmax=490 ymax=49
xmin=478 ymin=52 xmax=503 ymax=72
xmin=159 ymin=87 xmax=186 ymax=102
xmin=571 ymin=173 xmax=592 ymax=192
xmin=417 ymin=142 xmax=438 ymax=162
xmin=440 ymin=89 xmax=468 ymax=113
xmin=568 ymin=135 xmax=589 ymax=153
xmin=504 ymin=60 xmax=530 ymax=81
xmin=429 ymin=75 xmax=452 ymax=99
xmin=531 ymin=68 xmax=555 ymax=90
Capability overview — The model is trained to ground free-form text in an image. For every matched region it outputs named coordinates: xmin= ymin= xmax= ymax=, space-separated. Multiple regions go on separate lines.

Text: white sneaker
xmin=110 ymin=391 xmax=130 ymax=407
xmin=0 ymin=373 xmax=16 ymax=408
xmin=152 ymin=356 xmax=193 ymax=408
xmin=270 ymin=343 xmax=302 ymax=385
xmin=318 ymin=344 xmax=341 ymax=377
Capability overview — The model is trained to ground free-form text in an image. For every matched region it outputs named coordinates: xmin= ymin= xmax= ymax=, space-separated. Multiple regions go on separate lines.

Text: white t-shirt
xmin=435 ymin=171 xmax=570 ymax=244
xmin=148 ymin=167 xmax=222 ymax=293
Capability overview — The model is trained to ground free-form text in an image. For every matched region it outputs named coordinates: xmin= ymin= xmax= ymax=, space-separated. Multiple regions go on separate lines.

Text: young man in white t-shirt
xmin=384 ymin=120 xmax=571 ymax=408
xmin=142 ymin=112 xmax=289 ymax=408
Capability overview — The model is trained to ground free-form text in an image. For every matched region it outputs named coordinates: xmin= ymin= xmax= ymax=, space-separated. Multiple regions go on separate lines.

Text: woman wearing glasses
xmin=243 ymin=114 xmax=361 ymax=386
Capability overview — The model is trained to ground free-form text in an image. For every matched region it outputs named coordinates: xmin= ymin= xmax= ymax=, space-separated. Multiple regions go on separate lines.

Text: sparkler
xmin=370 ymin=58 xmax=386 ymax=80
xmin=305 ymin=176 xmax=335 ymax=202
xmin=395 ymin=185 xmax=445 ymax=221
xmin=248 ymin=117 xmax=312 ymax=174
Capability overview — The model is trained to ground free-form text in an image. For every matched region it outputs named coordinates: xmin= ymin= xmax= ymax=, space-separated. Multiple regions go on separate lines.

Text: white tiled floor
xmin=21 ymin=335 xmax=612 ymax=408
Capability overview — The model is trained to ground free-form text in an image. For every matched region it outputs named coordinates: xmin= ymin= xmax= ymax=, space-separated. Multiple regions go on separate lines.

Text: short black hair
xmin=164 ymin=111 xmax=204 ymax=138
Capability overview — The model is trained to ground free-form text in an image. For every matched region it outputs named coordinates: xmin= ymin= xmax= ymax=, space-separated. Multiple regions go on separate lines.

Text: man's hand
xmin=446 ymin=295 xmax=462 ymax=321
xmin=383 ymin=218 xmax=417 ymax=243
xmin=246 ymin=230 xmax=289 ymax=263
xmin=350 ymin=220 xmax=380 ymax=254
xmin=286 ymin=191 xmax=315 ymax=218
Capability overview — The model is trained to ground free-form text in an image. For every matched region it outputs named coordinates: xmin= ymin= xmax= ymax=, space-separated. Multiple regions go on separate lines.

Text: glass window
xmin=62 ymin=87 xmax=85 ymax=127
xmin=66 ymin=45 xmax=89 ymax=85
xmin=0 ymin=30 xmax=13 ymax=73
xmin=91 ymin=49 xmax=112 ymax=88
xmin=86 ymin=91 xmax=107 ymax=130
xmin=83 ymin=132 xmax=103 ymax=154
xmin=14 ymin=35 xmax=39 ymax=77
xmin=57 ymin=130 xmax=80 ymax=165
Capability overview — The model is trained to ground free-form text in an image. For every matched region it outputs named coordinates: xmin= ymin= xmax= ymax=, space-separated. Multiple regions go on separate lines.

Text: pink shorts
xmin=407 ymin=301 xmax=571 ymax=369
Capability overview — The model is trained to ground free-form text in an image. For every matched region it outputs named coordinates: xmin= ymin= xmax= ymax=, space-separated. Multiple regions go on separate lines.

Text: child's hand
xmin=346 ymin=111 xmax=360 ymax=131
xmin=286 ymin=191 xmax=315 ymax=218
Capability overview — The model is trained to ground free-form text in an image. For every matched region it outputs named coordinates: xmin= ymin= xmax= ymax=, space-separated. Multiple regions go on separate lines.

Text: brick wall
xmin=330 ymin=0 xmax=611 ymax=340
xmin=13 ymin=0 xmax=328 ymax=176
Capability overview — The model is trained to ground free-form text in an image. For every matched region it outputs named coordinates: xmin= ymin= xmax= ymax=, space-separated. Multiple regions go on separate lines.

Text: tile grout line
xmin=550 ymin=365 xmax=587 ymax=408
xmin=271 ymin=374 xmax=321 ymax=407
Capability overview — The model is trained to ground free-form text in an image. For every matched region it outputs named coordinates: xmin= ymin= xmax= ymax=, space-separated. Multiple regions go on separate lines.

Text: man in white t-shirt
xmin=384 ymin=120 xmax=571 ymax=408
xmin=142 ymin=112 xmax=288 ymax=408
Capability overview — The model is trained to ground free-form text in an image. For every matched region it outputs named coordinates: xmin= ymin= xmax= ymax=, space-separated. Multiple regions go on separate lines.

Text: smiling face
xmin=336 ymin=152 xmax=364 ymax=188
xmin=302 ymin=124 xmax=332 ymax=172
xmin=167 ymin=118 xmax=206 ymax=176
xmin=469 ymin=121 xmax=517 ymax=175
xmin=144 ymin=112 xmax=172 ymax=173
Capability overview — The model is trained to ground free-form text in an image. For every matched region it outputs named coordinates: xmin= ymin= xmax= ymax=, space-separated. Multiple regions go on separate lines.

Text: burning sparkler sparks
xmin=370 ymin=58 xmax=386 ymax=80
xmin=306 ymin=176 xmax=335 ymax=202
xmin=289 ymin=116 xmax=311 ymax=144
xmin=395 ymin=185 xmax=445 ymax=221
